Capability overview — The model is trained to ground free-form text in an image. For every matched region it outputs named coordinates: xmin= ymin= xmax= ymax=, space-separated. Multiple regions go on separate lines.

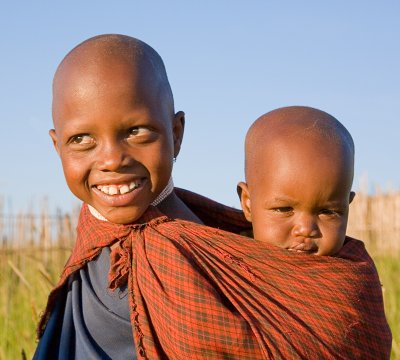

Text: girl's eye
xmin=70 ymin=134 xmax=94 ymax=145
xmin=129 ymin=126 xmax=151 ymax=137
xmin=128 ymin=126 xmax=157 ymax=143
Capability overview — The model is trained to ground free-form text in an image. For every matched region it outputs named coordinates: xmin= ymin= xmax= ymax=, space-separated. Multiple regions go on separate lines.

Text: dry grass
xmin=347 ymin=191 xmax=400 ymax=254
xmin=0 ymin=248 xmax=70 ymax=360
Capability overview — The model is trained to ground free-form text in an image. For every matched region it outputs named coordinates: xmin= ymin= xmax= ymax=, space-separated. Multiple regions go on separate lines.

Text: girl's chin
xmin=97 ymin=206 xmax=148 ymax=224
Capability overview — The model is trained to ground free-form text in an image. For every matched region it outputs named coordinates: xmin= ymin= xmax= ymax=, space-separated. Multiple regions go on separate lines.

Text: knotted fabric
xmin=38 ymin=188 xmax=392 ymax=359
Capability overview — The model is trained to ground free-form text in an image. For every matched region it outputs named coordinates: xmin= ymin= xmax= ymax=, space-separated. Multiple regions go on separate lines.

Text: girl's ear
xmin=49 ymin=129 xmax=61 ymax=155
xmin=237 ymin=182 xmax=252 ymax=222
xmin=172 ymin=111 xmax=185 ymax=158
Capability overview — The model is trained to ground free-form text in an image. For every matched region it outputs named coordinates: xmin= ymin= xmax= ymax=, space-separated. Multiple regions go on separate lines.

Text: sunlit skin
xmin=50 ymin=35 xmax=199 ymax=224
xmin=238 ymin=107 xmax=355 ymax=256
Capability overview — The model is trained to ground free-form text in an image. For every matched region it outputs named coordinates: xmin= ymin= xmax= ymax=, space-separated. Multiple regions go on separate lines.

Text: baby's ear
xmin=172 ymin=111 xmax=185 ymax=158
xmin=49 ymin=129 xmax=60 ymax=155
xmin=237 ymin=182 xmax=252 ymax=222
xmin=349 ymin=191 xmax=356 ymax=204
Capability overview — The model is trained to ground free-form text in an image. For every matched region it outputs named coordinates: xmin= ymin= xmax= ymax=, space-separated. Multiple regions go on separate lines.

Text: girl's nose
xmin=96 ymin=141 xmax=133 ymax=172
xmin=292 ymin=214 xmax=321 ymax=238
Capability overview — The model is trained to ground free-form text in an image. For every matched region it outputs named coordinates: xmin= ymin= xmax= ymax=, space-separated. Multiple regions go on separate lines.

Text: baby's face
xmin=50 ymin=58 xmax=183 ymax=224
xmin=239 ymin=139 xmax=354 ymax=256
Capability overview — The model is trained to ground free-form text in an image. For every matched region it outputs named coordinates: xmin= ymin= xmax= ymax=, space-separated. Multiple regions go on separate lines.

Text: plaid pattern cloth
xmin=38 ymin=188 xmax=392 ymax=359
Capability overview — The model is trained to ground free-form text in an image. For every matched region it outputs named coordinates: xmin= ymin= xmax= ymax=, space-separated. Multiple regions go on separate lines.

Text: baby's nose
xmin=292 ymin=214 xmax=321 ymax=238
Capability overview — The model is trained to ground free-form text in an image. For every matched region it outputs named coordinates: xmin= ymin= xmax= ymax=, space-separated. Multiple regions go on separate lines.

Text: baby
xmin=238 ymin=106 xmax=355 ymax=256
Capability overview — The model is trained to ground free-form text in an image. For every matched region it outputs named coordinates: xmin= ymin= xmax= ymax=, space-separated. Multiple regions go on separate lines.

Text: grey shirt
xmin=35 ymin=247 xmax=137 ymax=359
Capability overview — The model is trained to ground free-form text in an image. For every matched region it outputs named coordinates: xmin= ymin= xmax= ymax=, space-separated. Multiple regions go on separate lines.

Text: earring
xmin=173 ymin=157 xmax=177 ymax=163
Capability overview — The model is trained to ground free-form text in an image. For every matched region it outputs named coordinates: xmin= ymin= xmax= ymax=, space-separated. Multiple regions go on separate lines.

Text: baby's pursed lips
xmin=287 ymin=240 xmax=318 ymax=253
xmin=96 ymin=180 xmax=142 ymax=195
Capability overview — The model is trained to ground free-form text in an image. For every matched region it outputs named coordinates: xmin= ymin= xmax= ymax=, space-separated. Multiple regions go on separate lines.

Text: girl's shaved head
xmin=52 ymin=34 xmax=174 ymax=124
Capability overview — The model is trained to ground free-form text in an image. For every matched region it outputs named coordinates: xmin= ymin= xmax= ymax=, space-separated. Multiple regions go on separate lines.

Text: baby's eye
xmin=273 ymin=207 xmax=293 ymax=213
xmin=320 ymin=209 xmax=341 ymax=217
xmin=69 ymin=134 xmax=94 ymax=145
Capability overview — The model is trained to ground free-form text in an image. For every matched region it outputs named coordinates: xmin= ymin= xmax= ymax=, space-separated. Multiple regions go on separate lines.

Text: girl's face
xmin=50 ymin=57 xmax=184 ymax=224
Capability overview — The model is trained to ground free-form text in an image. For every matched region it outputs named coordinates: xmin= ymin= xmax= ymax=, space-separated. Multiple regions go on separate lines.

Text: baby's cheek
xmin=318 ymin=236 xmax=344 ymax=256
xmin=254 ymin=223 xmax=288 ymax=247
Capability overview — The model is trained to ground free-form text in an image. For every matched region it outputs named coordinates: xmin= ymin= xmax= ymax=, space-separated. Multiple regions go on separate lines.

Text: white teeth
xmin=120 ymin=185 xmax=130 ymax=194
xmin=109 ymin=186 xmax=118 ymax=195
xmin=96 ymin=180 xmax=142 ymax=195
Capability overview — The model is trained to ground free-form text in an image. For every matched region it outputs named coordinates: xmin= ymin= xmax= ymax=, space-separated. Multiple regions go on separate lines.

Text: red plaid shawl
xmin=38 ymin=188 xmax=392 ymax=359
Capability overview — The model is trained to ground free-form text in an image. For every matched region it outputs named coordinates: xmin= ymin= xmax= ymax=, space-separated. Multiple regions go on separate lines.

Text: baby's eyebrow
xmin=321 ymin=200 xmax=347 ymax=207
xmin=272 ymin=196 xmax=296 ymax=203
xmin=263 ymin=197 xmax=298 ymax=207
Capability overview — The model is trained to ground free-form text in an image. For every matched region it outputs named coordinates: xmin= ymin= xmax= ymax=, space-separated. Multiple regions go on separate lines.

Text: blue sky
xmin=0 ymin=1 xmax=399 ymax=213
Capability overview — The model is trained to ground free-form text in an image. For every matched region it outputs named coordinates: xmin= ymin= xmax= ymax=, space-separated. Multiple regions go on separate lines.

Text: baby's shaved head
xmin=52 ymin=34 xmax=174 ymax=124
xmin=245 ymin=106 xmax=354 ymax=183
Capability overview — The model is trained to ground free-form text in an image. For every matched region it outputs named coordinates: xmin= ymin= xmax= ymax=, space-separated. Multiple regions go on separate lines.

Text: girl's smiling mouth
xmin=91 ymin=178 xmax=149 ymax=208
xmin=95 ymin=179 xmax=143 ymax=195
